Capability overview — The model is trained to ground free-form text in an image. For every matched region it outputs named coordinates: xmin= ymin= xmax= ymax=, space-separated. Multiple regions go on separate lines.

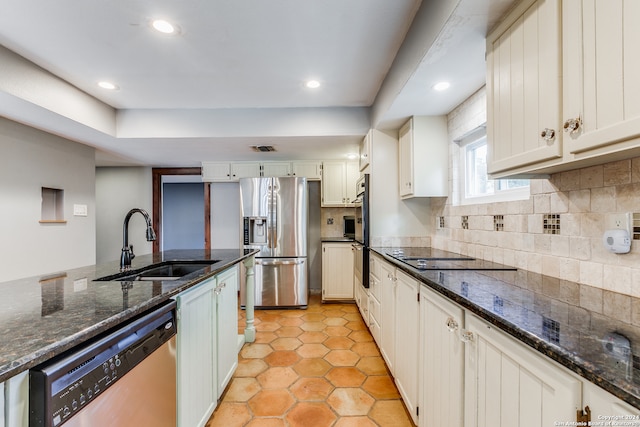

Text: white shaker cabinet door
xmin=464 ymin=314 xmax=580 ymax=427
xmin=216 ymin=265 xmax=239 ymax=399
xmin=563 ymin=0 xmax=640 ymax=156
xmin=486 ymin=0 xmax=563 ymax=175
xmin=419 ymin=287 xmax=464 ymax=427
xmin=393 ymin=270 xmax=419 ymax=425
xmin=176 ymin=278 xmax=218 ymax=427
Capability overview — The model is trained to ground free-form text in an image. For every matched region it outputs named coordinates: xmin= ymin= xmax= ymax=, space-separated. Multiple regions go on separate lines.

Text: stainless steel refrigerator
xmin=240 ymin=177 xmax=308 ymax=308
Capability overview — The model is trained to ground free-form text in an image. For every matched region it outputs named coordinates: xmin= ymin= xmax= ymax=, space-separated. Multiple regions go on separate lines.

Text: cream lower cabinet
xmin=176 ymin=277 xmax=218 ymax=427
xmin=215 ymin=265 xmax=239 ymax=399
xmin=321 ymin=243 xmax=354 ymax=300
xmin=176 ymin=265 xmax=240 ymax=427
xmin=464 ymin=313 xmax=581 ymax=426
xmin=393 ymin=270 xmax=420 ymax=425
xmin=5 ymin=372 xmax=24 ymax=427
xmin=378 ymin=259 xmax=396 ymax=374
xmin=419 ymin=286 xmax=464 ymax=427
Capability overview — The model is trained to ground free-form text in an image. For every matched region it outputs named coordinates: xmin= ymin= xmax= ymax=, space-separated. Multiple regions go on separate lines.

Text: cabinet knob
xmin=446 ymin=317 xmax=459 ymax=332
xmin=540 ymin=128 xmax=556 ymax=141
xmin=563 ymin=117 xmax=582 ymax=134
xmin=460 ymin=330 xmax=474 ymax=343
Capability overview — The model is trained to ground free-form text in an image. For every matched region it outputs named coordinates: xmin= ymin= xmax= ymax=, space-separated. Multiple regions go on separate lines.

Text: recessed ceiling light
xmin=432 ymin=81 xmax=450 ymax=91
xmin=98 ymin=81 xmax=118 ymax=90
xmin=305 ymin=80 xmax=321 ymax=89
xmin=152 ymin=19 xmax=179 ymax=34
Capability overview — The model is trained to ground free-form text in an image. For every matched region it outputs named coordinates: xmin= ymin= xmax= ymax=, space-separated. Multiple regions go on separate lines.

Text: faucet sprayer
xmin=120 ymin=208 xmax=156 ymax=271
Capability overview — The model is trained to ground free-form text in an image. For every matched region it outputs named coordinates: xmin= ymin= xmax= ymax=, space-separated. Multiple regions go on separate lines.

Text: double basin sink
xmin=95 ymin=260 xmax=220 ymax=282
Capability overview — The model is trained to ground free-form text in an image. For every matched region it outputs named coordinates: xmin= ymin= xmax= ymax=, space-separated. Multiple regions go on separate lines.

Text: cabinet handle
xmin=446 ymin=317 xmax=459 ymax=332
xmin=460 ymin=330 xmax=474 ymax=343
xmin=540 ymin=128 xmax=556 ymax=141
xmin=576 ymin=406 xmax=591 ymax=423
xmin=563 ymin=117 xmax=582 ymax=134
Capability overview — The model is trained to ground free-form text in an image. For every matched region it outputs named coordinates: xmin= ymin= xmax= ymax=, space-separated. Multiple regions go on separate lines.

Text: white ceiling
xmin=0 ymin=0 xmax=516 ymax=167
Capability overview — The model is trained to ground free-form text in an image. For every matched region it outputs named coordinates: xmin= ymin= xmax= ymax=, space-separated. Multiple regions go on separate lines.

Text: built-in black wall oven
xmin=353 ymin=174 xmax=370 ymax=288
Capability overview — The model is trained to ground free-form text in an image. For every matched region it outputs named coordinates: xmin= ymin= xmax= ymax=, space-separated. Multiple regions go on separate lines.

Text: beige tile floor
xmin=206 ymin=295 xmax=415 ymax=427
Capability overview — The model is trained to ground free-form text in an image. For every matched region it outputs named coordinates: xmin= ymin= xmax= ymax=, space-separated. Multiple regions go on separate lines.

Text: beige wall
xmin=431 ymin=87 xmax=640 ymax=298
xmin=0 ymin=117 xmax=96 ymax=281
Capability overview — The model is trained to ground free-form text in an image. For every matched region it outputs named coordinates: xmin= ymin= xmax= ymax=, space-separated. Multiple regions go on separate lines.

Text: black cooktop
xmin=383 ymin=247 xmax=516 ymax=271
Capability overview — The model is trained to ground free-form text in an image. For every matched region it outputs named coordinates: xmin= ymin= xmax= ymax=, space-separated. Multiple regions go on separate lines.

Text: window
xmin=459 ymin=129 xmax=529 ymax=204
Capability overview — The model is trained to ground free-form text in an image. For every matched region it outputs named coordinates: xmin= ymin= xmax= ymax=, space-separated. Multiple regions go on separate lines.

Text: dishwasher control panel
xmin=29 ymin=301 xmax=176 ymax=427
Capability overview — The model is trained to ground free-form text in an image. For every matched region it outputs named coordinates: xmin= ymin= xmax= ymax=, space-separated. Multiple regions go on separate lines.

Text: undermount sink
xmin=95 ymin=260 xmax=220 ymax=282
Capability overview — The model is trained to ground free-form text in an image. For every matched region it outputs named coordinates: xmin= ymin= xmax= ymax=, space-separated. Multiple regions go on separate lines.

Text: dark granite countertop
xmin=372 ymin=246 xmax=640 ymax=409
xmin=0 ymin=249 xmax=257 ymax=383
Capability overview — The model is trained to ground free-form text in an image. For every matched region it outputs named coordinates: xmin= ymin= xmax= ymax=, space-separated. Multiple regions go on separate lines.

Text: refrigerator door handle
xmin=256 ymin=259 xmax=306 ymax=266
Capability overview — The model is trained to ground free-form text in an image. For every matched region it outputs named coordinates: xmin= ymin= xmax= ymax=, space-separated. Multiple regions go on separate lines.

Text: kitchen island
xmin=371 ymin=246 xmax=640 ymax=415
xmin=0 ymin=248 xmax=257 ymax=383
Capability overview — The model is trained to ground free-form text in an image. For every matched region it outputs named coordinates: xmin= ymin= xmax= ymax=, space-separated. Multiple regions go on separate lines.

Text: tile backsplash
xmin=431 ymin=86 xmax=640 ymax=298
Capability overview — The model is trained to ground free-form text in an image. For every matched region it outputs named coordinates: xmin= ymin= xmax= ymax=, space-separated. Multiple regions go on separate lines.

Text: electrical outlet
xmin=607 ymin=213 xmax=631 ymax=234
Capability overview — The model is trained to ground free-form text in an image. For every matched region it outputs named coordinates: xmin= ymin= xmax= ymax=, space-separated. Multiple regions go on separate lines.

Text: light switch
xmin=73 ymin=204 xmax=88 ymax=216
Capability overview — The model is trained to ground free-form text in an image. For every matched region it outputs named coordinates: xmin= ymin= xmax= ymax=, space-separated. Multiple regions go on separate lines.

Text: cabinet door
xmin=398 ymin=120 xmax=413 ymax=197
xmin=563 ymin=0 xmax=640 ymax=155
xmin=216 ymin=265 xmax=239 ymax=399
xmin=582 ymin=380 xmax=640 ymax=420
xmin=176 ymin=279 xmax=217 ymax=427
xmin=464 ymin=314 xmax=581 ymax=427
xmin=394 ymin=270 xmax=419 ymax=425
xmin=262 ymin=162 xmax=291 ymax=177
xmin=379 ymin=260 xmax=396 ymax=373
xmin=202 ymin=162 xmax=231 ymax=181
xmin=486 ymin=0 xmax=563 ymax=175
xmin=321 ymin=243 xmax=354 ymax=300
xmin=230 ymin=163 xmax=261 ymax=180
xmin=321 ymin=161 xmax=347 ymax=206
xmin=360 ymin=132 xmax=371 ymax=171
xmin=345 ymin=162 xmax=359 ymax=204
xmin=5 ymin=372 xmax=25 ymax=427
xmin=292 ymin=161 xmax=322 ymax=180
xmin=419 ymin=287 xmax=464 ymax=427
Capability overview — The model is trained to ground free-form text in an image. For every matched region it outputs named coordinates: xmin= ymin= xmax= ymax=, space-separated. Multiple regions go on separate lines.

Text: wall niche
xmin=40 ymin=187 xmax=66 ymax=223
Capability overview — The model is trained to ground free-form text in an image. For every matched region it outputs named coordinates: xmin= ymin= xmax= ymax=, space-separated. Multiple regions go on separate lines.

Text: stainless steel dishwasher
xmin=30 ymin=300 xmax=177 ymax=427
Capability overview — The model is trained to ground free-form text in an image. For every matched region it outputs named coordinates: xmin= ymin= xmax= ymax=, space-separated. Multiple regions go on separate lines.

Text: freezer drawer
xmin=242 ymin=258 xmax=308 ymax=308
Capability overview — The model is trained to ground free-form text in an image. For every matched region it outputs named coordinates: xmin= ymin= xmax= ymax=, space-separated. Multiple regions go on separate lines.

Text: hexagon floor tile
xmin=206 ymin=295 xmax=414 ymax=427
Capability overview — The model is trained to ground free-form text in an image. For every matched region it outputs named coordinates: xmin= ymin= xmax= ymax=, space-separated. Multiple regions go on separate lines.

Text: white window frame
xmin=458 ymin=128 xmax=530 ymax=205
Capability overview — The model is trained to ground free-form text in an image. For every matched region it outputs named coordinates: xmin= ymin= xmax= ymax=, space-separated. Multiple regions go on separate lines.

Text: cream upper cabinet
xmin=321 ymin=161 xmax=359 ymax=207
xmin=231 ymin=163 xmax=261 ymax=180
xmin=261 ymin=162 xmax=291 ymax=177
xmin=360 ymin=131 xmax=372 ymax=171
xmin=291 ymin=161 xmax=322 ymax=180
xmin=563 ymin=0 xmax=640 ymax=156
xmin=202 ymin=162 xmax=234 ymax=181
xmin=261 ymin=161 xmax=322 ymax=180
xmin=463 ymin=314 xmax=581 ymax=426
xmin=487 ymin=0 xmax=640 ymax=177
xmin=486 ymin=0 xmax=563 ymax=176
xmin=202 ymin=162 xmax=261 ymax=182
xmin=398 ymin=116 xmax=448 ymax=198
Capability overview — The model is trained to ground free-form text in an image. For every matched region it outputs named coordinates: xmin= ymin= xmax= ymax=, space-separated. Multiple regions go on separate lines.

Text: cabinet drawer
xmin=369 ymin=294 xmax=381 ymax=325
xmin=369 ymin=274 xmax=381 ymax=301
xmin=369 ymin=313 xmax=381 ymax=344
xmin=370 ymin=253 xmax=382 ymax=281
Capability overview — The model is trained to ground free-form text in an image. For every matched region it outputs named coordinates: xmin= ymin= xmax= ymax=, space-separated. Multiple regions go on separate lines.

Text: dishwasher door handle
xmin=256 ymin=259 xmax=306 ymax=266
